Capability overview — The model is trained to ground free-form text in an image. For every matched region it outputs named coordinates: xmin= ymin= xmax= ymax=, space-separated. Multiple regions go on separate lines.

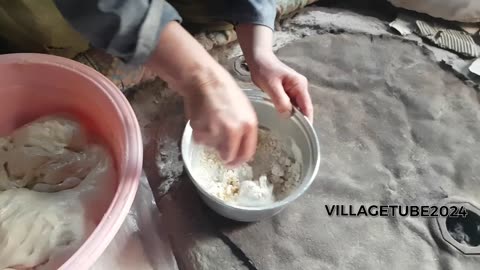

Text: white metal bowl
xmin=181 ymin=89 xmax=320 ymax=222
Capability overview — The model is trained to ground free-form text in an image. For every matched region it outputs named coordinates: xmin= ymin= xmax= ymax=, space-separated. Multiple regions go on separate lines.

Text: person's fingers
xmin=192 ymin=130 xmax=217 ymax=148
xmin=217 ymin=123 xmax=243 ymax=164
xmin=292 ymin=75 xmax=314 ymax=122
xmin=227 ymin=121 xmax=258 ymax=166
xmin=283 ymin=73 xmax=313 ymax=122
xmin=191 ymin=118 xmax=221 ymax=136
xmin=191 ymin=115 xmax=223 ymax=148
xmin=192 ymin=129 xmax=207 ymax=143
xmin=262 ymin=79 xmax=293 ymax=117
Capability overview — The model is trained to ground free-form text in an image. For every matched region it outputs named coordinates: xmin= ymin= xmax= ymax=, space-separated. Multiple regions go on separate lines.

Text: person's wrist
xmin=245 ymin=49 xmax=276 ymax=73
xmin=145 ymin=21 xmax=230 ymax=98
xmin=172 ymin=62 xmax=227 ymax=98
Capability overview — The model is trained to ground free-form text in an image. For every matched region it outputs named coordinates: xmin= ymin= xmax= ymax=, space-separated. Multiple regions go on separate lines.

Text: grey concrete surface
xmin=222 ymin=33 xmax=480 ymax=270
xmin=131 ymin=5 xmax=480 ymax=270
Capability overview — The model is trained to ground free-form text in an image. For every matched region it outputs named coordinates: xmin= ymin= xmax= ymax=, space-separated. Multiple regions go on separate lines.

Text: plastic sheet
xmin=91 ymin=173 xmax=178 ymax=270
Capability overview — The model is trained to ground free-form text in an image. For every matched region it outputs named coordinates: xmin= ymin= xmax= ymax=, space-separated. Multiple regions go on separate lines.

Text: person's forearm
xmin=236 ymin=24 xmax=275 ymax=68
xmin=146 ymin=21 xmax=225 ymax=97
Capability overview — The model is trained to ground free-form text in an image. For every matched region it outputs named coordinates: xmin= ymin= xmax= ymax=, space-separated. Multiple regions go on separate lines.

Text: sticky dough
xmin=0 ymin=116 xmax=115 ymax=269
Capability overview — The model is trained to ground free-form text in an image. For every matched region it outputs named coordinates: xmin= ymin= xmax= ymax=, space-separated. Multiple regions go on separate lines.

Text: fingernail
xmin=279 ymin=110 xmax=292 ymax=119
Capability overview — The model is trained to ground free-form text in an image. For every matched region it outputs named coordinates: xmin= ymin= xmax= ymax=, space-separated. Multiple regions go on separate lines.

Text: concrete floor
xmin=130 ymin=4 xmax=480 ymax=270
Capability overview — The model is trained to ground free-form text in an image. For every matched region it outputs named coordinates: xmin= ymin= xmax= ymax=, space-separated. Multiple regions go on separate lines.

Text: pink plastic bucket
xmin=0 ymin=53 xmax=143 ymax=269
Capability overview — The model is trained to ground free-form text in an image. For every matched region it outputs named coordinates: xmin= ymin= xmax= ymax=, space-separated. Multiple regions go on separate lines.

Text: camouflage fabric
xmin=77 ymin=0 xmax=321 ymax=90
xmin=74 ymin=49 xmax=155 ymax=91
xmin=170 ymin=0 xmax=320 ymax=31
xmin=169 ymin=0 xmax=234 ymax=32
xmin=0 ymin=0 xmax=320 ymax=57
xmin=0 ymin=0 xmax=89 ymax=58
xmin=172 ymin=0 xmax=320 ymax=49
xmin=276 ymin=0 xmax=320 ymax=19
xmin=0 ymin=0 xmax=319 ymax=91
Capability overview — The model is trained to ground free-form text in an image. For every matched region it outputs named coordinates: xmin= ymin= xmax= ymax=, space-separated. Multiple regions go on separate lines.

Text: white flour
xmin=191 ymin=129 xmax=302 ymax=207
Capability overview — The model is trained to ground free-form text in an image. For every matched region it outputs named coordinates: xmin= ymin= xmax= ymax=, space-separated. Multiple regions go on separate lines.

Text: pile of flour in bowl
xmin=0 ymin=116 xmax=115 ymax=270
xmin=191 ymin=128 xmax=303 ymax=207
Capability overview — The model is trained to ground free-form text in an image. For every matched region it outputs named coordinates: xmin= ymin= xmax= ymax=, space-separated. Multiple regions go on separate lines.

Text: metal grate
xmin=233 ymin=55 xmax=251 ymax=77
xmin=437 ymin=202 xmax=480 ymax=255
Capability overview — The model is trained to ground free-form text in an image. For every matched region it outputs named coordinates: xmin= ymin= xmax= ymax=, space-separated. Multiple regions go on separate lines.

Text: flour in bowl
xmin=191 ymin=129 xmax=302 ymax=207
xmin=0 ymin=116 xmax=115 ymax=270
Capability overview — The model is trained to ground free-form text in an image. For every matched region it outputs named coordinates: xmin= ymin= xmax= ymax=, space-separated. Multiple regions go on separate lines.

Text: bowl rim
xmin=0 ymin=53 xmax=143 ymax=269
xmin=181 ymin=89 xmax=320 ymax=212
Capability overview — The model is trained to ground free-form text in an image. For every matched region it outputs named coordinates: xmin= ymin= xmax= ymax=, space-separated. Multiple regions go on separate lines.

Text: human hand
xmin=236 ymin=24 xmax=313 ymax=122
xmin=145 ymin=22 xmax=258 ymax=166
xmin=248 ymin=52 xmax=313 ymax=122
xmin=183 ymin=67 xmax=258 ymax=166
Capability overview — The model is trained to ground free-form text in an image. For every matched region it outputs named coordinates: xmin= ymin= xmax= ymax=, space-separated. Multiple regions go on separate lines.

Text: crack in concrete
xmin=216 ymin=232 xmax=258 ymax=270
xmin=156 ymin=177 xmax=181 ymax=200
xmin=168 ymin=233 xmax=188 ymax=270
xmin=131 ymin=4 xmax=480 ymax=269
xmin=204 ymin=206 xmax=258 ymax=270
xmin=437 ymin=60 xmax=480 ymax=91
